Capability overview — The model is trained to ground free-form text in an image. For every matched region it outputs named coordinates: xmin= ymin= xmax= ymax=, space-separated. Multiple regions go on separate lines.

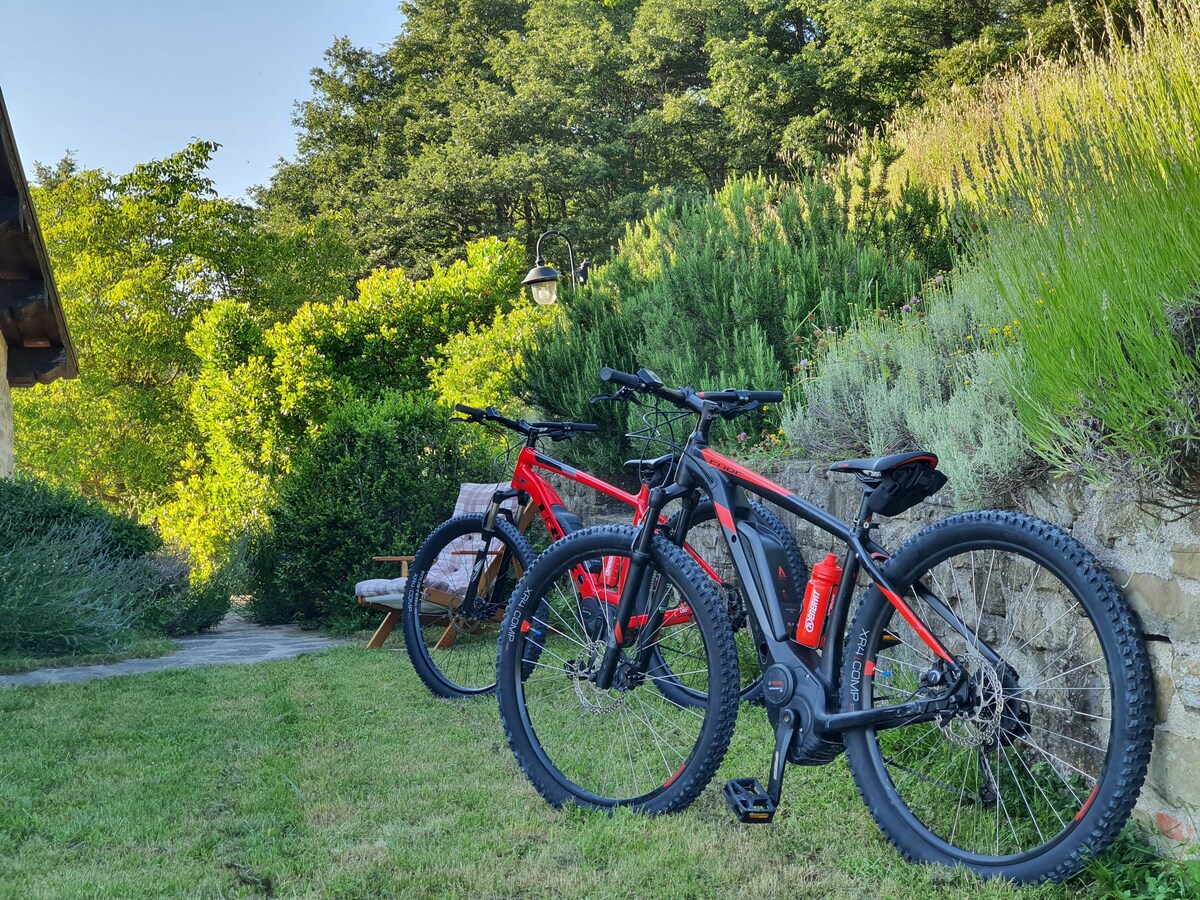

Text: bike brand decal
xmin=802 ymin=586 xmax=823 ymax=635
xmin=507 ymin=590 xmax=531 ymax=644
xmin=848 ymin=627 xmax=869 ymax=703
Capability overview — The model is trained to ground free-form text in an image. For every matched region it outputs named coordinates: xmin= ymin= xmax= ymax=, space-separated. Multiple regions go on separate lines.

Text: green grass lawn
xmin=0 ymin=646 xmax=1129 ymax=899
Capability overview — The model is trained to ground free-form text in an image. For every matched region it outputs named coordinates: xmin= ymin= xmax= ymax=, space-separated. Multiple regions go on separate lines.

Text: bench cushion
xmin=356 ymin=577 xmax=408 ymax=608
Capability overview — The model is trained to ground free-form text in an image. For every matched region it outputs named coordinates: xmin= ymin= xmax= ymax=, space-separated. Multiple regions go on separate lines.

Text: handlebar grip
xmin=570 ymin=422 xmax=601 ymax=432
xmin=454 ymin=403 xmax=486 ymax=420
xmin=599 ymin=367 xmax=641 ymax=389
xmin=746 ymin=391 xmax=784 ymax=403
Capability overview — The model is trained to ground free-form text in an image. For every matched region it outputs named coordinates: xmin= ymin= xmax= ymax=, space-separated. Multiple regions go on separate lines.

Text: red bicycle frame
xmin=508 ymin=446 xmax=701 ymax=628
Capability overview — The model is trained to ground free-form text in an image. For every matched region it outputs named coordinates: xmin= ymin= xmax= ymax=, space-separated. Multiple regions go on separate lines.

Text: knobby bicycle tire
xmin=497 ymin=524 xmax=740 ymax=815
xmin=839 ymin=511 xmax=1153 ymax=883
xmin=402 ymin=513 xmax=535 ymax=698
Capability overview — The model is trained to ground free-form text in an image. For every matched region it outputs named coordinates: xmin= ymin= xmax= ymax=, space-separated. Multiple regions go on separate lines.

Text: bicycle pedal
xmin=723 ymin=777 xmax=776 ymax=823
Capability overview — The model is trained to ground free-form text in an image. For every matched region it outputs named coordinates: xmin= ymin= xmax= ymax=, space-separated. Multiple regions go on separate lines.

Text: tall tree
xmin=261 ymin=0 xmax=1109 ymax=273
xmin=17 ymin=144 xmax=357 ymax=517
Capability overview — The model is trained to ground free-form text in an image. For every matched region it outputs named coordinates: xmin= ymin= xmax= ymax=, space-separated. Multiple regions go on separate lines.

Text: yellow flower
xmin=963 ymin=379 xmax=971 ymax=386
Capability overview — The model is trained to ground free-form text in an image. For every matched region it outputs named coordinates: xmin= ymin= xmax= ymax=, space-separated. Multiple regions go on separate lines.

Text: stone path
xmin=0 ymin=615 xmax=350 ymax=688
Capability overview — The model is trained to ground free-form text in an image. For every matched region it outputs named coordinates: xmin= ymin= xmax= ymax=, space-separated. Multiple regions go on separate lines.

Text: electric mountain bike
xmin=402 ymin=403 xmax=804 ymax=700
xmin=496 ymin=368 xmax=1153 ymax=884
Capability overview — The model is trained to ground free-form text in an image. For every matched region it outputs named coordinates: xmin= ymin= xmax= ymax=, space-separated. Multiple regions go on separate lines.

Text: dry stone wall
xmin=555 ymin=459 xmax=1200 ymax=843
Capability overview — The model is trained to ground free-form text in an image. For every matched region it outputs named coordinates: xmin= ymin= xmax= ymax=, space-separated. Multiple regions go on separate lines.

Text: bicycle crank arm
xmin=723 ymin=707 xmax=798 ymax=824
xmin=820 ymin=693 xmax=959 ymax=733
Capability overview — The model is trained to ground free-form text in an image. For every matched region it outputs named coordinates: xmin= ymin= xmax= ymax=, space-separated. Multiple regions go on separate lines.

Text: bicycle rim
xmin=853 ymin=539 xmax=1129 ymax=868
xmin=509 ymin=540 xmax=732 ymax=808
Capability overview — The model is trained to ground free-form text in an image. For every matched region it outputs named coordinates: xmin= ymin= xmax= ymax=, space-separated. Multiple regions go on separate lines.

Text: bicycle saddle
xmin=827 ymin=450 xmax=939 ymax=477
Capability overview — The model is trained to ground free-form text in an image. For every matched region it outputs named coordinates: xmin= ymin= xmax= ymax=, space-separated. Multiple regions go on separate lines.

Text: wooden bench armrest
xmin=372 ymin=555 xmax=415 ymax=563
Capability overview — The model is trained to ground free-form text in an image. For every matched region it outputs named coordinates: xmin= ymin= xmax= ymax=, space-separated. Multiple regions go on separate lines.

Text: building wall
xmin=0 ymin=341 xmax=12 ymax=477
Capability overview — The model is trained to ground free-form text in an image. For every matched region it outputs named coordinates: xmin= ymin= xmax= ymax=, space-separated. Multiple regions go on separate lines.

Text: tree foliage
xmin=244 ymin=393 xmax=491 ymax=625
xmin=165 ymin=237 xmax=525 ymax=568
xmin=17 ymin=144 xmax=358 ymax=516
xmin=523 ymin=172 xmax=947 ymax=471
xmin=261 ymin=0 xmax=1119 ymax=274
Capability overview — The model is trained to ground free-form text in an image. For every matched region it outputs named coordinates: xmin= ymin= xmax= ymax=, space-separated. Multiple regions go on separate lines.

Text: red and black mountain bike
xmin=496 ymin=368 xmax=1153 ymax=884
xmin=401 ymin=403 xmax=804 ymax=700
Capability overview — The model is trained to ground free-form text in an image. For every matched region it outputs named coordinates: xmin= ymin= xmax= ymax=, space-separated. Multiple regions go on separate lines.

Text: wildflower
xmin=934 ymin=274 xmax=945 ymax=286
xmin=798 ymin=358 xmax=810 ymax=367
xmin=963 ymin=379 xmax=971 ymax=386
xmin=910 ymin=296 xmax=920 ymax=305
xmin=737 ymin=431 xmax=748 ymax=442
xmin=901 ymin=305 xmax=912 ymax=313
xmin=793 ymin=334 xmax=804 ymax=343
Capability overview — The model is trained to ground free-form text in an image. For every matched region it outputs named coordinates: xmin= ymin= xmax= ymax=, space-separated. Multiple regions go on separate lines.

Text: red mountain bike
xmin=401 ymin=403 xmax=804 ymax=700
xmin=496 ymin=368 xmax=1153 ymax=884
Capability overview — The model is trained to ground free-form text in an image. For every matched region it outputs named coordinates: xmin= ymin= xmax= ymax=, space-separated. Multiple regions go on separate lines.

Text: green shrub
xmin=245 ymin=393 xmax=490 ymax=626
xmin=430 ymin=300 xmax=562 ymax=415
xmin=0 ymin=473 xmax=161 ymax=559
xmin=165 ymin=237 xmax=526 ymax=574
xmin=784 ymin=271 xmax=1039 ymax=508
xmin=524 ymin=173 xmax=944 ymax=473
xmin=0 ymin=476 xmax=190 ymax=654
xmin=881 ymin=0 xmax=1200 ymax=495
xmin=160 ymin=539 xmax=247 ymax=636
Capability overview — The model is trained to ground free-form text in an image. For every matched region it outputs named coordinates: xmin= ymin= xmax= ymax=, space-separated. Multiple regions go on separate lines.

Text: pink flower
xmin=737 ymin=432 xmax=748 ymax=442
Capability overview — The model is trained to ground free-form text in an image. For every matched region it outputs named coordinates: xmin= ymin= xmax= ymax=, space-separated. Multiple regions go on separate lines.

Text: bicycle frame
xmin=456 ymin=428 xmax=720 ymax=630
xmin=598 ymin=419 xmax=969 ymax=739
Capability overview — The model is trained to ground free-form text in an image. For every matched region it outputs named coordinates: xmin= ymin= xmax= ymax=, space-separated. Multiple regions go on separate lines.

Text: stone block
xmin=1147 ymin=728 xmax=1200 ymax=809
xmin=1112 ymin=569 xmax=1200 ymax=642
xmin=1174 ymin=647 xmax=1200 ymax=712
xmin=1171 ymin=546 xmax=1200 ymax=582
xmin=1148 ymin=641 xmax=1175 ymax=724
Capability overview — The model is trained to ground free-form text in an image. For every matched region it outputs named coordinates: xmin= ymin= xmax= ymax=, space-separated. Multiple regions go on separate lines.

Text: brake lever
xmin=719 ymin=400 xmax=760 ymax=421
xmin=590 ymin=389 xmax=632 ymax=404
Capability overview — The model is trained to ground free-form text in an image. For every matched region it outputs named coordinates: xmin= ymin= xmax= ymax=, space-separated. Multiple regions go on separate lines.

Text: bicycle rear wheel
xmin=840 ymin=511 xmax=1153 ymax=883
xmin=497 ymin=524 xmax=740 ymax=815
xmin=402 ymin=514 xmax=534 ymax=698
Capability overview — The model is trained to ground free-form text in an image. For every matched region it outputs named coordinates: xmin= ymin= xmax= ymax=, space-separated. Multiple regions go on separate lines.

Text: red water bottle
xmin=795 ymin=553 xmax=842 ymax=648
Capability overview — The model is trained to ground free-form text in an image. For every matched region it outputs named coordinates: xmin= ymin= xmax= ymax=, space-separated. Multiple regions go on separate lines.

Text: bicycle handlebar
xmin=453 ymin=403 xmax=598 ymax=439
xmin=598 ymin=367 xmax=781 ymax=414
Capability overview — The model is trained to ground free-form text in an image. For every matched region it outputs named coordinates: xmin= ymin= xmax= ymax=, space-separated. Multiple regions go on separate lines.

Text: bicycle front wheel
xmin=402 ymin=514 xmax=534 ymax=698
xmin=840 ymin=511 xmax=1153 ymax=883
xmin=497 ymin=524 xmax=740 ymax=815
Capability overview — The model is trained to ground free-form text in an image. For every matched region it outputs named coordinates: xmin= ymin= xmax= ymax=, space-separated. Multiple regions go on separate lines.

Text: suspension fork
xmin=595 ymin=485 xmax=677 ymax=690
xmin=458 ymin=489 xmax=522 ymax=619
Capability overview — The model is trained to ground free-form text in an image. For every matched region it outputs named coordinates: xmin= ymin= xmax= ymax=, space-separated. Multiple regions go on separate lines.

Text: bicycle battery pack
xmin=737 ymin=519 xmax=801 ymax=641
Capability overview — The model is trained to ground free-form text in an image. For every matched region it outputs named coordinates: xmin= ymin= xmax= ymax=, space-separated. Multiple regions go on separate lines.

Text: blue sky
xmin=0 ymin=1 xmax=403 ymax=199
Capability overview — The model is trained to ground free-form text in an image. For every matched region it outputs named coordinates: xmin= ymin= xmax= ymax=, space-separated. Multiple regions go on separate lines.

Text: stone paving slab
xmin=0 ymin=615 xmax=350 ymax=688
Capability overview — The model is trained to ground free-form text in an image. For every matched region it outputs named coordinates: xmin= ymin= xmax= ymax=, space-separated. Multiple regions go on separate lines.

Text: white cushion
xmin=356 ymin=577 xmax=408 ymax=599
